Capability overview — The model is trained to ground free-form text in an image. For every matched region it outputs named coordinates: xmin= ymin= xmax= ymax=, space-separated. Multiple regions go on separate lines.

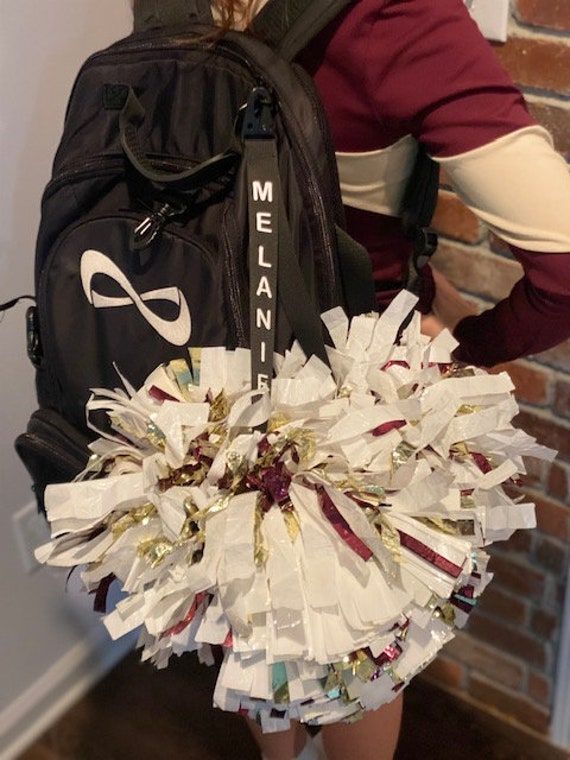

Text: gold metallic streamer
xmin=254 ymin=504 xmax=269 ymax=566
xmin=209 ymin=390 xmax=230 ymax=422
xmin=283 ymin=508 xmax=301 ymax=542
xmin=109 ymin=502 xmax=157 ymax=539
xmin=137 ymin=535 xmax=175 ymax=567
xmin=391 ymin=441 xmax=416 ymax=471
xmin=376 ymin=517 xmax=402 ymax=562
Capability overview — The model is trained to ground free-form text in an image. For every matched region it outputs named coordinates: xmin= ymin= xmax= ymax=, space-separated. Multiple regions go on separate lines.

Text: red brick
xmin=439 ymin=167 xmax=453 ymax=188
xmin=534 ymin=536 xmax=568 ymax=575
xmin=477 ymin=584 xmax=528 ymax=626
xmin=515 ymin=410 xmax=570 ymax=461
xmin=432 ymin=191 xmax=483 ymax=245
xmin=516 ymin=0 xmax=570 ymax=33
xmin=500 ymin=529 xmax=534 ymax=555
xmin=527 ymin=101 xmax=570 ymax=158
xmin=422 ymin=654 xmax=465 ymax=690
xmin=485 ymin=515 xmax=534 ymax=552
xmin=520 ymin=457 xmax=547 ymax=490
xmin=547 ymin=462 xmax=569 ymax=501
xmin=487 ymin=553 xmax=546 ymax=600
xmin=445 ymin=632 xmax=525 ymax=689
xmin=528 ymin=671 xmax=552 ymax=707
xmin=530 ymin=608 xmax=558 ymax=639
xmin=494 ymin=37 xmax=570 ymax=95
xmin=533 ymin=339 xmax=570 ymax=373
xmin=431 ymin=243 xmax=522 ymax=302
xmin=522 ymin=490 xmax=570 ymax=540
xmin=490 ymin=361 xmax=551 ymax=406
xmin=488 ymin=233 xmax=514 ymax=259
xmin=467 ymin=611 xmax=547 ymax=670
xmin=468 ymin=673 xmax=551 ymax=733
xmin=554 ymin=379 xmax=570 ymax=419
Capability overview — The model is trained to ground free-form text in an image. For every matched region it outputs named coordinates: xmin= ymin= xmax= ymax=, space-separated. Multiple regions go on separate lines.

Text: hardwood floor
xmin=19 ymin=651 xmax=568 ymax=760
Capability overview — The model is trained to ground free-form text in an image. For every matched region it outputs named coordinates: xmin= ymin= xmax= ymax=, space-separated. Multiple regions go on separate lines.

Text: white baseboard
xmin=551 ymin=561 xmax=570 ymax=748
xmin=0 ymin=628 xmax=136 ymax=760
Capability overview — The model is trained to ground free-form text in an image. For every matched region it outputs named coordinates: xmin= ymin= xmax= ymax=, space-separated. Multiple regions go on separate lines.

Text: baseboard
xmin=551 ymin=560 xmax=570 ymax=747
xmin=0 ymin=628 xmax=137 ymax=760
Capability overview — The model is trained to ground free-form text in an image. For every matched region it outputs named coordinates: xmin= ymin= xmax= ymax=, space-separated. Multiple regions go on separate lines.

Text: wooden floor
xmin=20 ymin=651 xmax=567 ymax=760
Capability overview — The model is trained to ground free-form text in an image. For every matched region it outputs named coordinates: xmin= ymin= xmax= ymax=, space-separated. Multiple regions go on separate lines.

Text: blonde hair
xmin=212 ymin=0 xmax=258 ymax=30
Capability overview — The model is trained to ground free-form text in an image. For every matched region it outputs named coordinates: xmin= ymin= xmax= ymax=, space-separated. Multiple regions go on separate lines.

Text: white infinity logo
xmin=80 ymin=249 xmax=192 ymax=346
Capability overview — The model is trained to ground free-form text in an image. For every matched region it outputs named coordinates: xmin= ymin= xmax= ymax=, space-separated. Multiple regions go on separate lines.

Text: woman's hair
xmin=212 ymin=1 xmax=257 ymax=31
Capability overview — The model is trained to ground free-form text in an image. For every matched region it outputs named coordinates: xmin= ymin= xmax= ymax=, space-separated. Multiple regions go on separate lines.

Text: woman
xmin=130 ymin=1 xmax=570 ymax=758
xmin=207 ymin=1 xmax=570 ymax=759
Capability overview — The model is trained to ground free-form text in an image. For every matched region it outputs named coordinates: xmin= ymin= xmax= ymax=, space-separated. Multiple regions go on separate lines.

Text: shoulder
xmin=347 ymin=0 xmax=536 ymax=155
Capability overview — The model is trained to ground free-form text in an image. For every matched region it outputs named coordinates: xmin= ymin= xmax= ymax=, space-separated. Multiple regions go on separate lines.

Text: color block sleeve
xmin=365 ymin=0 xmax=570 ymax=366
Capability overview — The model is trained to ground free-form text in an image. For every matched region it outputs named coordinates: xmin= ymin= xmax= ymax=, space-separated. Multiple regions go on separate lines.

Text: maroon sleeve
xmin=363 ymin=0 xmax=535 ymax=156
xmin=452 ymin=249 xmax=570 ymax=367
xmin=364 ymin=0 xmax=570 ymax=366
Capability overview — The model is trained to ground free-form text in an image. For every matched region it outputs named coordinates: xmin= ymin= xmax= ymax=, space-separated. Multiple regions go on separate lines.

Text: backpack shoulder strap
xmin=133 ymin=0 xmax=213 ymax=32
xmin=400 ymin=145 xmax=441 ymax=294
xmin=251 ymin=0 xmax=355 ymax=61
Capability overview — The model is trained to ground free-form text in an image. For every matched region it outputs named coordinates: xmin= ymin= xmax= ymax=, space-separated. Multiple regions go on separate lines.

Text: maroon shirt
xmin=297 ymin=0 xmax=570 ymax=367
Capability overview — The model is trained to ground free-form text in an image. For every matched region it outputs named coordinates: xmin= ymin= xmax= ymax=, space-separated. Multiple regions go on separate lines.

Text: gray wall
xmin=0 ymin=2 xmax=133 ymax=755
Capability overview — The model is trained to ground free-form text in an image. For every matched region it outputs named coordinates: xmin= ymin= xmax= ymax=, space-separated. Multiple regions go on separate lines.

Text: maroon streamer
xmin=366 ymin=641 xmax=403 ymax=667
xmin=471 ymin=451 xmax=492 ymax=474
xmin=372 ymin=420 xmax=406 ymax=437
xmin=148 ymin=386 xmax=179 ymax=402
xmin=397 ymin=530 xmax=464 ymax=577
xmin=91 ymin=573 xmax=116 ymax=614
xmin=160 ymin=591 xmax=207 ymax=639
xmin=450 ymin=597 xmax=474 ymax=614
xmin=318 ymin=488 xmax=373 ymax=561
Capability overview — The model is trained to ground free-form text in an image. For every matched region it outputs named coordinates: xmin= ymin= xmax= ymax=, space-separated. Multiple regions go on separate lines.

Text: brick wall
xmin=422 ymin=2 xmax=570 ymax=740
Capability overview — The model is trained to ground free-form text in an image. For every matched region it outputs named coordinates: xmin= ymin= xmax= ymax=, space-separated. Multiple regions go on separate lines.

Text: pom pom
xmin=35 ymin=293 xmax=556 ymax=731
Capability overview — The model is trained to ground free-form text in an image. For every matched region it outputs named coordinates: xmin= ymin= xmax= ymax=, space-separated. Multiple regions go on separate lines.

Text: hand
xmin=420 ymin=313 xmax=445 ymax=338
xmin=431 ymin=268 xmax=478 ymax=331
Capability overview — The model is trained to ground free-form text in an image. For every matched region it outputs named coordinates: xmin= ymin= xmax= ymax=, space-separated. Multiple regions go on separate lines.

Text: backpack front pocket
xmin=37 ymin=213 xmax=229 ymax=429
xmin=15 ymin=409 xmax=91 ymax=513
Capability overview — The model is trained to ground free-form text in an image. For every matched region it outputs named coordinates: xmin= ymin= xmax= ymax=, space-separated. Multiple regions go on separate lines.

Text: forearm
xmin=453 ymin=276 xmax=570 ymax=367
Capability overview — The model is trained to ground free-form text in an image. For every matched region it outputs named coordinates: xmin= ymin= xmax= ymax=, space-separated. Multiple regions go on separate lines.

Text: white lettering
xmin=260 ymin=341 xmax=266 ymax=363
xmin=252 ymin=181 xmax=273 ymax=203
xmin=256 ymin=212 xmax=272 ymax=234
xmin=256 ymin=276 xmax=272 ymax=299
xmin=257 ymin=373 xmax=269 ymax=390
xmin=258 ymin=245 xmax=271 ymax=268
xmin=256 ymin=307 xmax=271 ymax=331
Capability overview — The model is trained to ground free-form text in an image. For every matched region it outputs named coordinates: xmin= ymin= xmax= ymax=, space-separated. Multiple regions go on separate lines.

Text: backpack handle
xmin=119 ymin=87 xmax=239 ymax=189
xmin=133 ymin=0 xmax=213 ymax=32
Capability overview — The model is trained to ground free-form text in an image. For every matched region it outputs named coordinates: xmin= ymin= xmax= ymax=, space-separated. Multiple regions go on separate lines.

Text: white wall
xmin=0 ymin=3 xmax=134 ymax=757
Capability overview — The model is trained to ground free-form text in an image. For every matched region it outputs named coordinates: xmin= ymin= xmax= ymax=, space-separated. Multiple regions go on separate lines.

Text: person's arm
xmin=365 ymin=0 xmax=570 ymax=367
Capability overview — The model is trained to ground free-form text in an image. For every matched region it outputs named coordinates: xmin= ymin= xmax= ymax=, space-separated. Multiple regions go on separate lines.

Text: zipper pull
xmin=131 ymin=199 xmax=186 ymax=251
xmin=240 ymin=86 xmax=275 ymax=140
xmin=26 ymin=305 xmax=43 ymax=368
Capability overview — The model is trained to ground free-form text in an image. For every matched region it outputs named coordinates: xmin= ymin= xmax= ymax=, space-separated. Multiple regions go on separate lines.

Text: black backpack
xmin=7 ymin=0 xmax=439 ymax=511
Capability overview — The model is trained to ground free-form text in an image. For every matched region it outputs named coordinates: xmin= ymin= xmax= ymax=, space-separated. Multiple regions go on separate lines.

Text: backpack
xmin=9 ymin=0 xmax=439 ymax=512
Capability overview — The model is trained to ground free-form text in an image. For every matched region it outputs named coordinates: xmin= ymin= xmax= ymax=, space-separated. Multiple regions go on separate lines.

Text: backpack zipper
xmin=132 ymin=198 xmax=188 ymax=250
xmin=45 ymin=153 xmax=200 ymax=199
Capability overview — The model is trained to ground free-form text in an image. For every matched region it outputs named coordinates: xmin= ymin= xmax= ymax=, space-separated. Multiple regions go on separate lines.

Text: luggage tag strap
xmin=242 ymin=87 xmax=330 ymax=398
